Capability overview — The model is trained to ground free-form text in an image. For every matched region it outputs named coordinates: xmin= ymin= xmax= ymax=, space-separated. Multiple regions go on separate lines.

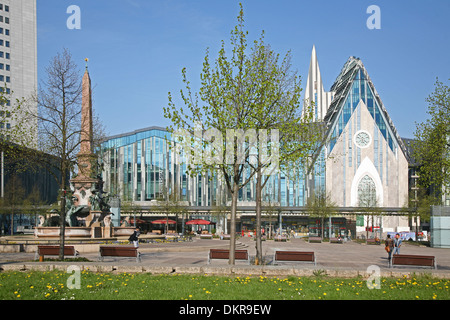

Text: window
xmin=5 ymin=64 xmax=9 ymax=71
xmin=5 ymin=29 xmax=8 ymax=36
xmin=0 ymin=75 xmax=4 ymax=81
xmin=5 ymin=6 xmax=8 ymax=12
xmin=358 ymin=175 xmax=377 ymax=207
xmin=5 ymin=76 xmax=9 ymax=82
xmin=5 ymin=53 xmax=9 ymax=59
xmin=5 ymin=41 xmax=8 ymax=47
xmin=5 ymin=17 xmax=8 ymax=24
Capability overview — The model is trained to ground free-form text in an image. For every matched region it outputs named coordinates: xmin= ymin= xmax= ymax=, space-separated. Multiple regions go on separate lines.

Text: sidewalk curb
xmin=1 ymin=262 xmax=449 ymax=279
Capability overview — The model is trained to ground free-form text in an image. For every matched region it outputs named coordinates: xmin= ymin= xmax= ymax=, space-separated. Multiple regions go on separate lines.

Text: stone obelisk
xmin=71 ymin=60 xmax=99 ymax=208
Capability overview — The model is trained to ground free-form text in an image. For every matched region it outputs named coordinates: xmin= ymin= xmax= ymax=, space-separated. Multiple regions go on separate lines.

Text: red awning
xmin=151 ymin=219 xmax=177 ymax=224
xmin=185 ymin=219 xmax=215 ymax=225
xmin=129 ymin=218 xmax=146 ymax=224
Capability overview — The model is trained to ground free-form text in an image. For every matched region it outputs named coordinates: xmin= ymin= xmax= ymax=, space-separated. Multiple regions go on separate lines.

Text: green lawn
xmin=0 ymin=270 xmax=448 ymax=300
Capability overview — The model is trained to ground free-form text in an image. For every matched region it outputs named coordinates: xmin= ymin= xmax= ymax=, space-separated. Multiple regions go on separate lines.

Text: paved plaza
xmin=1 ymin=236 xmax=450 ymax=277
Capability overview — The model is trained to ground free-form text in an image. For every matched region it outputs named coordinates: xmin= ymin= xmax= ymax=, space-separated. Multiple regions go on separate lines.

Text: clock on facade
xmin=354 ymin=130 xmax=371 ymax=148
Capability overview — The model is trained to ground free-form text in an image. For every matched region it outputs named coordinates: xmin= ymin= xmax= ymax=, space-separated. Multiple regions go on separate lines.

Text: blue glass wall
xmin=101 ymin=128 xmax=306 ymax=207
xmin=328 ymin=68 xmax=397 ymax=155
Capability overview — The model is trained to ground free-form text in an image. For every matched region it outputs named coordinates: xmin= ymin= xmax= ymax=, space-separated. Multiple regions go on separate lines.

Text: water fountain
xmin=35 ymin=63 xmax=134 ymax=239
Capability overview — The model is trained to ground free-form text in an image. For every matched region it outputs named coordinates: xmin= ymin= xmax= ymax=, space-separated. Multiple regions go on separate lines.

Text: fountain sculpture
xmin=35 ymin=63 xmax=133 ymax=238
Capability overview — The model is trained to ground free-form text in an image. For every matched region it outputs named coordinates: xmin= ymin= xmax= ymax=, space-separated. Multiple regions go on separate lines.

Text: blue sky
xmin=37 ymin=0 xmax=450 ymax=139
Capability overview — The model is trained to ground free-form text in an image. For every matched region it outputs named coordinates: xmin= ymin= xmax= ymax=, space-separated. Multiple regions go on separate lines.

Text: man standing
xmin=393 ymin=233 xmax=402 ymax=255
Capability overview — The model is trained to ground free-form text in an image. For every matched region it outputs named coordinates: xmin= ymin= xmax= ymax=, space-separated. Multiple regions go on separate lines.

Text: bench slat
xmin=208 ymin=249 xmax=249 ymax=264
xmin=99 ymin=246 xmax=141 ymax=262
xmin=274 ymin=251 xmax=316 ymax=265
xmin=392 ymin=254 xmax=436 ymax=268
xmin=38 ymin=245 xmax=76 ymax=255
xmin=35 ymin=245 xmax=78 ymax=261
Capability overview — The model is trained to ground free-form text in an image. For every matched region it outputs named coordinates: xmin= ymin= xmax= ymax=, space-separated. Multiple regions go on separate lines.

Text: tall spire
xmin=303 ymin=45 xmax=334 ymax=121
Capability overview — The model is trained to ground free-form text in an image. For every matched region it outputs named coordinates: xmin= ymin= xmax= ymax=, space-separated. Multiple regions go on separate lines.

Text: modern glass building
xmin=100 ymin=126 xmax=305 ymax=208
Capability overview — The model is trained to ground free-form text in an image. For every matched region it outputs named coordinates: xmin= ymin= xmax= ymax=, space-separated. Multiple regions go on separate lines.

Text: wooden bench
xmin=308 ymin=237 xmax=322 ymax=243
xmin=220 ymin=234 xmax=230 ymax=240
xmin=366 ymin=238 xmax=381 ymax=245
xmin=330 ymin=237 xmax=343 ymax=244
xmin=99 ymin=246 xmax=141 ymax=263
xmin=35 ymin=245 xmax=79 ymax=261
xmin=200 ymin=234 xmax=213 ymax=239
xmin=207 ymin=249 xmax=250 ymax=265
xmin=274 ymin=251 xmax=316 ymax=266
xmin=391 ymin=254 xmax=436 ymax=269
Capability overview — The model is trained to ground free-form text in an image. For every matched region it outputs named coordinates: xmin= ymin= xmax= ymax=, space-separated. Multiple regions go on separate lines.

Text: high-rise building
xmin=1 ymin=0 xmax=37 ymax=143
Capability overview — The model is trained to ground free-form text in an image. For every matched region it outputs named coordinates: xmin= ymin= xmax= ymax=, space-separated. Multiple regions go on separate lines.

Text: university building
xmin=304 ymin=46 xmax=411 ymax=237
xmin=100 ymin=47 xmax=417 ymax=238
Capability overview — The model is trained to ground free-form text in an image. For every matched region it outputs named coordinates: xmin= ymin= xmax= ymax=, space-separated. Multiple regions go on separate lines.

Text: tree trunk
xmin=321 ymin=217 xmax=324 ymax=240
xmin=255 ymin=168 xmax=263 ymax=265
xmin=228 ymin=180 xmax=239 ymax=265
xmin=59 ymin=168 xmax=67 ymax=260
xmin=366 ymin=215 xmax=369 ymax=240
xmin=10 ymin=212 xmax=13 ymax=236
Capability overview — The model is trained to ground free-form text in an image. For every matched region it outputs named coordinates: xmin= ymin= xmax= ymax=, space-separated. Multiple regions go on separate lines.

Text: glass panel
xmin=358 ymin=175 xmax=377 ymax=207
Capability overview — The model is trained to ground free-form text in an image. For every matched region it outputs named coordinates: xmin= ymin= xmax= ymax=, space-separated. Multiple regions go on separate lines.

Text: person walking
xmin=393 ymin=233 xmax=402 ymax=255
xmin=385 ymin=234 xmax=394 ymax=264
xmin=129 ymin=227 xmax=140 ymax=248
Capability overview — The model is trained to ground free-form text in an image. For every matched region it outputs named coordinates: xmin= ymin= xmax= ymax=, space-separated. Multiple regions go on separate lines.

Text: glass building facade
xmin=100 ymin=126 xmax=306 ymax=208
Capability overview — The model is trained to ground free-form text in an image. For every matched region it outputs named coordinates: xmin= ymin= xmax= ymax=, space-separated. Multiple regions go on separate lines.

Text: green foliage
xmin=164 ymin=3 xmax=325 ymax=264
xmin=412 ymin=78 xmax=450 ymax=201
xmin=306 ymin=189 xmax=337 ymax=219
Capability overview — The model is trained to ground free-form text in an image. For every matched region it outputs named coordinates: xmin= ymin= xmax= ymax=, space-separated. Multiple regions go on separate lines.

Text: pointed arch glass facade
xmin=327 ymin=66 xmax=398 ymax=155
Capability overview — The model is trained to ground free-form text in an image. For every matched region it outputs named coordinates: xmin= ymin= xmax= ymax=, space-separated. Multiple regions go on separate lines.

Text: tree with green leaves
xmin=357 ymin=176 xmax=381 ymax=240
xmin=412 ymin=78 xmax=450 ymax=204
xmin=0 ymin=83 xmax=38 ymax=235
xmin=306 ymin=188 xmax=337 ymax=240
xmin=23 ymin=184 xmax=46 ymax=227
xmin=1 ymin=175 xmax=25 ymax=235
xmin=242 ymin=43 xmax=324 ymax=263
xmin=165 ymin=4 xmax=272 ymax=264
xmin=165 ymin=4 xmax=325 ymax=264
